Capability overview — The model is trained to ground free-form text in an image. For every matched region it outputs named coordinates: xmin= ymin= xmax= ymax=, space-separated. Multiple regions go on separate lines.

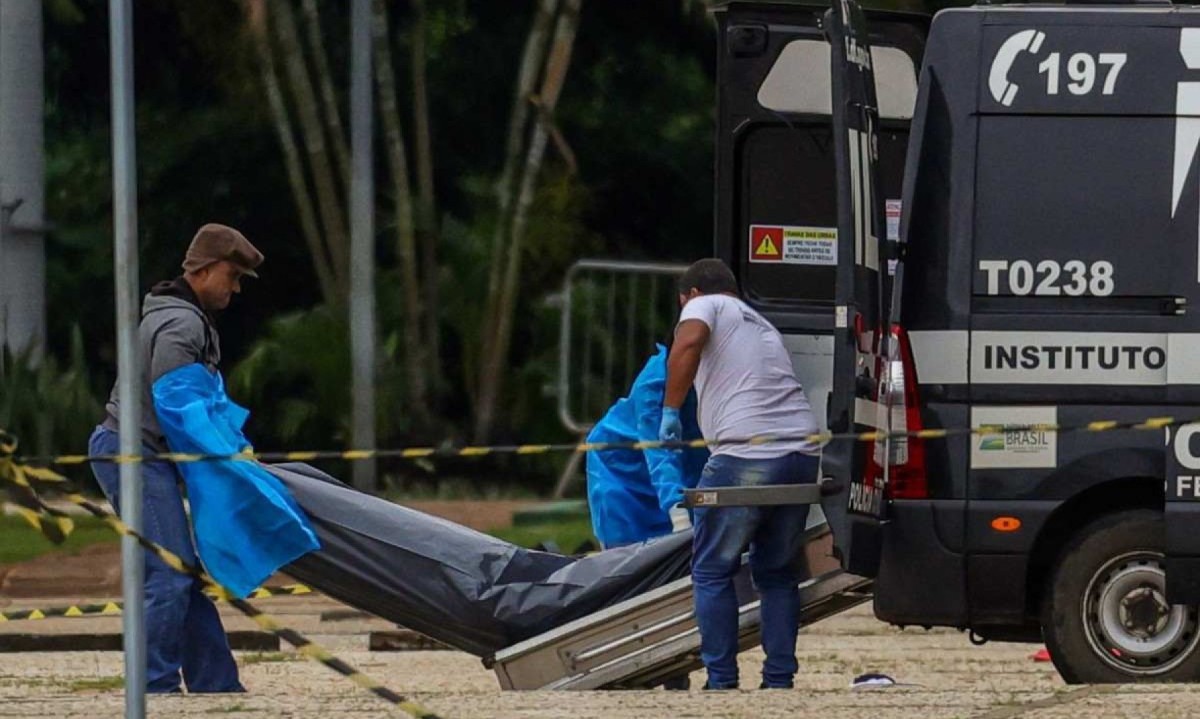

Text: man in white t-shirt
xmin=660 ymin=258 xmax=820 ymax=690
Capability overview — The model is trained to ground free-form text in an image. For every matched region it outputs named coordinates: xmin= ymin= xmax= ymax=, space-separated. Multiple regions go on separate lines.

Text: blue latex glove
xmin=659 ymin=406 xmax=682 ymax=444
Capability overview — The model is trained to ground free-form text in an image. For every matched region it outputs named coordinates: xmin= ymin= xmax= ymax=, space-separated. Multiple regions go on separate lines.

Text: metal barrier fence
xmin=556 ymin=259 xmax=687 ymax=435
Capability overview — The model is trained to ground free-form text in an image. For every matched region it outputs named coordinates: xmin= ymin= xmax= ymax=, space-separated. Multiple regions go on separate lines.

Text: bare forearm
xmin=664 ymin=343 xmax=701 ymax=409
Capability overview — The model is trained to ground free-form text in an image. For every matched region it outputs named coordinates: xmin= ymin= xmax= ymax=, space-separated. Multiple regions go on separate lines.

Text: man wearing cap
xmin=86 ymin=223 xmax=262 ymax=693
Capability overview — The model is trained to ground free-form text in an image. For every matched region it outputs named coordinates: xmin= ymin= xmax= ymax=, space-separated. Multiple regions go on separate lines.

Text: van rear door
xmin=712 ymin=1 xmax=923 ymax=577
xmin=821 ymin=0 xmax=892 ymax=577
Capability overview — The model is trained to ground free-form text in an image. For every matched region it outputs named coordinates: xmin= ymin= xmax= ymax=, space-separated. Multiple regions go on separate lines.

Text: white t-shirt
xmin=677 ymin=294 xmax=820 ymax=458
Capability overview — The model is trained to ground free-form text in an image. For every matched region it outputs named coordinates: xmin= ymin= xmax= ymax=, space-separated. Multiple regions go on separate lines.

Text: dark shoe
xmin=661 ymin=675 xmax=691 ymax=691
xmin=759 ymin=681 xmax=794 ymax=690
xmin=703 ymin=680 xmax=739 ymax=690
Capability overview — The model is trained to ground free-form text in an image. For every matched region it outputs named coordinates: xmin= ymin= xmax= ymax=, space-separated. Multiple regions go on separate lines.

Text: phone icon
xmin=988 ymin=29 xmax=1046 ymax=107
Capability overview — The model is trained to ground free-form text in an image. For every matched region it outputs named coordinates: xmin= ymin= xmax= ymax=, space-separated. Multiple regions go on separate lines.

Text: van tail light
xmin=863 ymin=324 xmax=929 ymax=500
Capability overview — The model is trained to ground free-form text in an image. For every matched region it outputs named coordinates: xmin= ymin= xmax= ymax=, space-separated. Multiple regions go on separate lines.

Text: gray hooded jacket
xmin=102 ymin=278 xmax=221 ymax=451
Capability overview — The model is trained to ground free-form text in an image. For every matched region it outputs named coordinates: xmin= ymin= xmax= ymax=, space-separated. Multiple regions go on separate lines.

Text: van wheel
xmin=1041 ymin=510 xmax=1200 ymax=683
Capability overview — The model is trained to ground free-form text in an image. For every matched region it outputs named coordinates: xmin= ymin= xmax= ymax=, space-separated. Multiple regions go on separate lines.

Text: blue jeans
xmin=88 ymin=426 xmax=243 ymax=694
xmin=692 ymin=452 xmax=818 ymax=688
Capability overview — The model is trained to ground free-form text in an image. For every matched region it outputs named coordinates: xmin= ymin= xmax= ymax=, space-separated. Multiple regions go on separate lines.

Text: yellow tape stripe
xmin=12 ymin=506 xmax=43 ymax=531
xmin=516 ymin=445 xmax=552 ymax=454
xmin=0 ymin=479 xmax=425 ymax=716
xmin=207 ymin=584 xmax=312 ymax=601
xmin=1137 ymin=416 xmax=1175 ymax=430
xmin=52 ymin=454 xmax=90 ymax=465
xmin=11 ymin=412 xmax=1200 ymax=463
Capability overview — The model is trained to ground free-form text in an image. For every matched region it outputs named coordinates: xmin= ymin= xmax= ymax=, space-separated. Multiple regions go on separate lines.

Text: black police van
xmin=714 ymin=0 xmax=1200 ymax=683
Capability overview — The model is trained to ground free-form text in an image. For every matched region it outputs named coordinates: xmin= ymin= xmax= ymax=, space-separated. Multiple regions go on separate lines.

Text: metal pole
xmin=349 ymin=0 xmax=377 ymax=490
xmin=0 ymin=0 xmax=47 ymax=357
xmin=110 ymin=0 xmax=144 ymax=715
xmin=0 ymin=202 xmax=9 ymax=367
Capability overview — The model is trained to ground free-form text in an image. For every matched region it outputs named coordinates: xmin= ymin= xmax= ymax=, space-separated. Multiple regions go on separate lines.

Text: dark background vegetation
xmin=13 ymin=0 xmax=945 ymax=494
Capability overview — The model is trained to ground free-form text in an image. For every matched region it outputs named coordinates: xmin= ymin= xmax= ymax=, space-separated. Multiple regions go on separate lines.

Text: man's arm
xmin=149 ymin=313 xmax=207 ymax=383
xmin=635 ymin=375 xmax=686 ymax=513
xmin=664 ymin=319 xmax=710 ymax=409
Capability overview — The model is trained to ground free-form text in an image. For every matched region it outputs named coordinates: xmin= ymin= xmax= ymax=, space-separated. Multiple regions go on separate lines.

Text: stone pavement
xmin=2 ymin=602 xmax=1196 ymax=719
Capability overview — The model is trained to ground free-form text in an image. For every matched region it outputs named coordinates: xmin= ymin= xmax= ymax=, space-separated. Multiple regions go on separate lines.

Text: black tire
xmin=1041 ymin=509 xmax=1200 ymax=684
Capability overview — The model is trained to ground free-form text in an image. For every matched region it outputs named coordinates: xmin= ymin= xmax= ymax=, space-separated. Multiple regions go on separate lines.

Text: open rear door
xmin=819 ymin=0 xmax=890 ymax=577
xmin=711 ymin=0 xmax=924 ymax=575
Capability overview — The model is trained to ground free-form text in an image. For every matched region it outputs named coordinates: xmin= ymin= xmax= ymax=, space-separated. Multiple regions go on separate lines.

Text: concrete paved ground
xmin=0 ymin=596 xmax=1191 ymax=718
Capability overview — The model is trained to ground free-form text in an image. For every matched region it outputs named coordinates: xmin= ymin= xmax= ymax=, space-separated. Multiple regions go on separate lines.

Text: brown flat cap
xmin=182 ymin=223 xmax=264 ymax=278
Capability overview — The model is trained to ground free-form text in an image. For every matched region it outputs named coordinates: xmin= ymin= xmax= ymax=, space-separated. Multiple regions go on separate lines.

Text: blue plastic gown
xmin=152 ymin=364 xmax=320 ymax=598
xmin=586 ymin=345 xmax=707 ymax=548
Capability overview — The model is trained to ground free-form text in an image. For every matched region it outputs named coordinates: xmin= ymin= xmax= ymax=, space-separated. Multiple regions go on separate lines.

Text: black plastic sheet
xmin=267 ymin=463 xmax=692 ymax=657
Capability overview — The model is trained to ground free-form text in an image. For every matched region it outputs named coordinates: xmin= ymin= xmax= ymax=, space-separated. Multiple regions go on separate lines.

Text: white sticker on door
xmin=749 ymin=225 xmax=838 ymax=265
xmin=971 ymin=406 xmax=1058 ymax=469
xmin=886 ymin=199 xmax=902 ymax=241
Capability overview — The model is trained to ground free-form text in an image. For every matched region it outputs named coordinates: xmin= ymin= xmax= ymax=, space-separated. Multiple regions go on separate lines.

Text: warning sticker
xmin=885 ymin=199 xmax=902 ymax=241
xmin=750 ymin=226 xmax=782 ymax=260
xmin=748 ymin=225 xmax=838 ymax=265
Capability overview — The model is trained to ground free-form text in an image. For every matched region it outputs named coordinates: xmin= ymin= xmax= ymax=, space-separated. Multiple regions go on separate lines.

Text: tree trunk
xmin=372 ymin=0 xmax=430 ymax=423
xmin=271 ymin=0 xmax=350 ymax=303
xmin=410 ymin=0 xmax=442 ymax=404
xmin=479 ymin=0 xmax=559 ymax=377
xmin=473 ymin=0 xmax=582 ymax=443
xmin=300 ymin=0 xmax=351 ymax=191
xmin=245 ymin=0 xmax=337 ymax=305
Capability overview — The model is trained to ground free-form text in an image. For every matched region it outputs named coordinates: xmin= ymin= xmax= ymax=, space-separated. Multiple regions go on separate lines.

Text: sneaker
xmin=759 ymin=681 xmax=793 ymax=690
xmin=703 ymin=680 xmax=739 ymax=690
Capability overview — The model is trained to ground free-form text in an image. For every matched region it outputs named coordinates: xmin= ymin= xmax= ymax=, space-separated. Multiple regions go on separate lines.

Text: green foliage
xmin=489 ymin=517 xmax=597 ymax=553
xmin=0 ymin=327 xmax=102 ymax=460
xmin=68 ymin=676 xmax=125 ymax=693
xmin=228 ymin=301 xmax=413 ymax=451
xmin=44 ymin=0 xmax=85 ymax=26
xmin=0 ymin=515 xmax=117 ymax=566
xmin=38 ymin=0 xmax=828 ymax=492
xmin=228 ymin=307 xmax=353 ymax=448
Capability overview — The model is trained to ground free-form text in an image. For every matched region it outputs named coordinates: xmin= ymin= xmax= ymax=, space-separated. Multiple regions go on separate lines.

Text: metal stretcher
xmin=490 ymin=484 xmax=872 ymax=690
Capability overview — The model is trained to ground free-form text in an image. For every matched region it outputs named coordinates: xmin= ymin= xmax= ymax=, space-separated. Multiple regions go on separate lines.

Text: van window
xmin=757 ymin=41 xmax=919 ymax=120
xmin=743 ymin=39 xmax=918 ymax=306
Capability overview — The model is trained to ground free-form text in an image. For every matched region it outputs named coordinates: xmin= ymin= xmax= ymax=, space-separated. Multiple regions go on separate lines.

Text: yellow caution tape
xmin=8 ymin=414 xmax=1198 ymax=469
xmin=0 ymin=443 xmax=442 ymax=718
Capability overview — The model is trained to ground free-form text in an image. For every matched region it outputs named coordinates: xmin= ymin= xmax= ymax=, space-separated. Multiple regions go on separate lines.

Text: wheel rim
xmin=1082 ymin=550 xmax=1200 ymax=676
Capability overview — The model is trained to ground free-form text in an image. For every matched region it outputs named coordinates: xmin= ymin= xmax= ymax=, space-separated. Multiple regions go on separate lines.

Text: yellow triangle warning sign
xmin=754 ymin=235 xmax=779 ymax=257
xmin=750 ymin=226 xmax=785 ymax=261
